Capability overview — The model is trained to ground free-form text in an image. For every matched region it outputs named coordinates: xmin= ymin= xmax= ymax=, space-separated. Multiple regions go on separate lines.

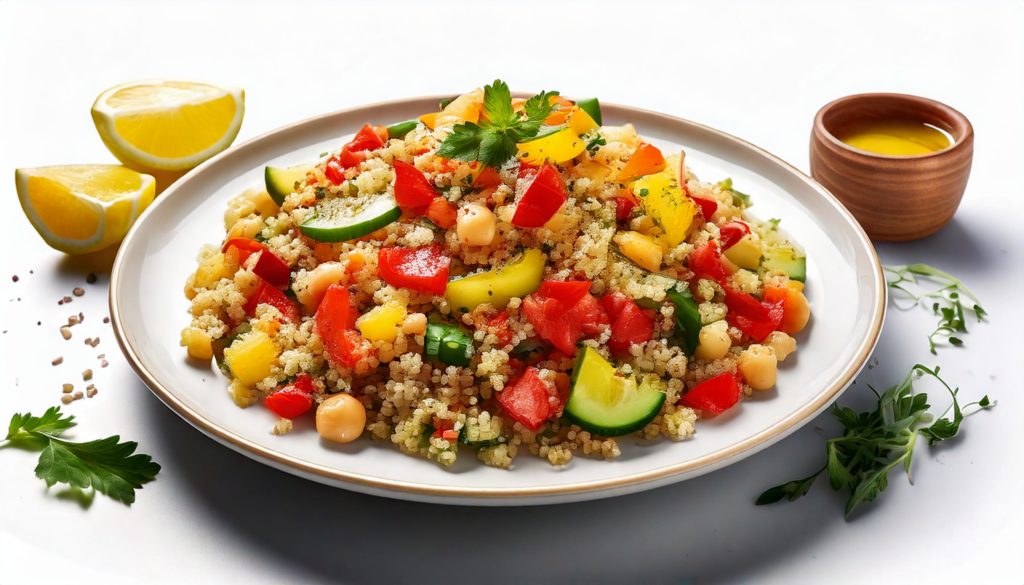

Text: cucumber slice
xmin=763 ymin=247 xmax=807 ymax=282
xmin=666 ymin=284 xmax=701 ymax=355
xmin=265 ymin=165 xmax=311 ymax=205
xmin=299 ymin=193 xmax=401 ymax=242
xmin=565 ymin=347 xmax=666 ymax=436
xmin=425 ymin=321 xmax=474 ymax=366
xmin=576 ymin=97 xmax=602 ymax=126
xmin=387 ymin=119 xmax=418 ymax=140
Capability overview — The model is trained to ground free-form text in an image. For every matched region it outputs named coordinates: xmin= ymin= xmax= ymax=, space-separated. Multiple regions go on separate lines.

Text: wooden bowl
xmin=809 ymin=93 xmax=973 ymax=241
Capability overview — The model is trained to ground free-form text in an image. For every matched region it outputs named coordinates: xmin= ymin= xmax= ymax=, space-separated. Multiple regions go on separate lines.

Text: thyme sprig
xmin=883 ymin=263 xmax=987 ymax=354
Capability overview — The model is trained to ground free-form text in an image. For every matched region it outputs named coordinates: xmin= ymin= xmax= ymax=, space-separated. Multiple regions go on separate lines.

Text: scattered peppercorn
xmin=103 ymin=317 xmax=110 ymax=324
xmin=72 ymin=287 xmax=85 ymax=297
xmin=51 ymin=357 xmax=63 ymax=366
xmin=86 ymin=273 xmax=97 ymax=284
xmin=11 ymin=275 xmax=18 ymax=282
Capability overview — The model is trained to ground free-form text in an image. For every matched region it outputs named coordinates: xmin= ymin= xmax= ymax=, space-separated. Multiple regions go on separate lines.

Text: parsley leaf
xmin=436 ymin=80 xmax=558 ymax=168
xmin=756 ymin=364 xmax=994 ymax=518
xmin=884 ymin=263 xmax=987 ymax=353
xmin=3 ymin=407 xmax=160 ymax=505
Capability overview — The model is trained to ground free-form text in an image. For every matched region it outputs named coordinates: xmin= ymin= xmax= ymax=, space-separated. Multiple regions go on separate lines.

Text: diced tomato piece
xmin=690 ymin=195 xmax=718 ymax=220
xmin=336 ymin=148 xmax=367 ymax=170
xmin=719 ymin=221 xmax=751 ymax=250
xmin=264 ymin=374 xmax=315 ymax=419
xmin=486 ymin=311 xmax=514 ymax=347
xmin=512 ymin=164 xmax=567 ymax=228
xmin=615 ymin=196 xmax=637 ymax=222
xmin=222 ymin=237 xmax=266 ymax=264
xmin=688 ymin=242 xmax=729 ymax=282
xmin=522 ymin=295 xmax=580 ymax=355
xmin=537 ymin=280 xmax=591 ymax=308
xmin=497 ymin=367 xmax=552 ymax=431
xmin=371 ymin=125 xmax=390 ymax=144
xmin=680 ymin=372 xmax=741 ymax=415
xmin=377 ymin=245 xmax=451 ymax=295
xmin=571 ymin=294 xmax=610 ymax=336
xmin=601 ymin=292 xmax=654 ymax=356
xmin=393 ymin=160 xmax=438 ymax=212
xmin=251 ymin=250 xmax=292 ymax=289
xmin=724 ymin=287 xmax=783 ymax=342
xmin=551 ymin=372 xmax=571 ymax=415
xmin=348 ymin=123 xmax=386 ymax=153
xmin=472 ymin=166 xmax=502 ymax=189
xmin=426 ymin=197 xmax=457 ymax=229
xmin=324 ymin=159 xmax=346 ymax=184
xmin=763 ymin=285 xmax=803 ymax=335
xmin=245 ymin=279 xmax=300 ymax=323
xmin=617 ymin=143 xmax=666 ymax=181
xmin=517 ymin=161 xmax=539 ymax=180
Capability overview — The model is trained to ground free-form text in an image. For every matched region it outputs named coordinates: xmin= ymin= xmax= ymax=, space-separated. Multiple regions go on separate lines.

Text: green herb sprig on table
xmin=756 ymin=365 xmax=993 ymax=517
xmin=884 ymin=263 xmax=987 ymax=354
xmin=2 ymin=407 xmax=160 ymax=505
xmin=436 ymin=79 xmax=557 ymax=168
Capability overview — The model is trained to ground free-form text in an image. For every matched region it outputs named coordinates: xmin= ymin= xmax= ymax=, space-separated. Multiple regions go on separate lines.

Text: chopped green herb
xmin=585 ymin=133 xmax=606 ymax=156
xmin=717 ymin=178 xmax=750 ymax=208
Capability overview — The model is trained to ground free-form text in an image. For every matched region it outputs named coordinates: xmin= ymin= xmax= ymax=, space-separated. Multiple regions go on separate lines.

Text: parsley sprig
xmin=436 ymin=80 xmax=557 ymax=168
xmin=756 ymin=364 xmax=993 ymax=517
xmin=2 ymin=407 xmax=161 ymax=505
xmin=884 ymin=263 xmax=987 ymax=354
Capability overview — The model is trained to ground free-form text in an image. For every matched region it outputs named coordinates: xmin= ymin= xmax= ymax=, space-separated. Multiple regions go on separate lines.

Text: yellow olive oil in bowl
xmin=834 ymin=119 xmax=952 ymax=156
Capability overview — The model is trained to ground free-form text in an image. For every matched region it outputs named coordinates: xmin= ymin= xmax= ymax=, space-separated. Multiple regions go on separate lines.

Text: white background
xmin=1 ymin=1 xmax=1022 ymax=583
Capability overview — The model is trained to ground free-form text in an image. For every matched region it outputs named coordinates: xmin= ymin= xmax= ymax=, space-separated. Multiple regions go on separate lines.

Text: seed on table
xmin=51 ymin=356 xmax=63 ymax=366
xmin=60 ymin=326 xmax=72 ymax=340
xmin=86 ymin=273 xmax=97 ymax=284
xmin=73 ymin=391 xmax=83 ymax=400
xmin=68 ymin=315 xmax=80 ymax=326
xmin=11 ymin=275 xmax=18 ymax=282
xmin=62 ymin=296 xmax=72 ymax=303
xmin=62 ymin=383 xmax=73 ymax=393
xmin=100 ymin=360 xmax=109 ymax=368
xmin=103 ymin=317 xmax=110 ymax=324
xmin=97 ymin=354 xmax=106 ymax=359
xmin=86 ymin=386 xmax=98 ymax=398
xmin=60 ymin=395 xmax=74 ymax=405
xmin=82 ymin=369 xmax=93 ymax=381
xmin=72 ymin=287 xmax=85 ymax=297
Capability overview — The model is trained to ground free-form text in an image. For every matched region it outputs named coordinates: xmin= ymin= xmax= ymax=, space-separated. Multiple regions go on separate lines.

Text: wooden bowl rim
xmin=813 ymin=92 xmax=974 ymax=161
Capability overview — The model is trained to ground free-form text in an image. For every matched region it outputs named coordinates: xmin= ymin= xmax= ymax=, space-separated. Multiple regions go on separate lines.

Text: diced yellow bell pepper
xmin=446 ymin=248 xmax=545 ymax=313
xmin=614 ymin=231 xmax=664 ymax=272
xmin=516 ymin=128 xmax=586 ymax=165
xmin=356 ymin=301 xmax=407 ymax=343
xmin=224 ymin=331 xmax=279 ymax=386
xmin=419 ymin=112 xmax=440 ymax=130
xmin=723 ymin=234 xmax=762 ymax=270
xmin=630 ymin=163 xmax=696 ymax=248
xmin=180 ymin=327 xmax=213 ymax=361
xmin=193 ymin=251 xmax=237 ymax=289
xmin=568 ymin=107 xmax=599 ymax=135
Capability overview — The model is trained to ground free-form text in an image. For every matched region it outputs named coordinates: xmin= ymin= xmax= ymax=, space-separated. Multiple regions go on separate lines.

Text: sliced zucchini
xmin=387 ymin=119 xmax=418 ymax=140
xmin=265 ymin=165 xmax=312 ymax=205
xmin=565 ymin=347 xmax=666 ymax=436
xmin=299 ymin=192 xmax=401 ymax=242
xmin=576 ymin=97 xmax=603 ymax=126
xmin=445 ymin=248 xmax=545 ymax=313
xmin=425 ymin=321 xmax=474 ymax=366
xmin=763 ymin=247 xmax=807 ymax=282
xmin=666 ymin=284 xmax=701 ymax=355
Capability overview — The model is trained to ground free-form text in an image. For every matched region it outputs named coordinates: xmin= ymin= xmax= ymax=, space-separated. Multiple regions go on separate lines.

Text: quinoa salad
xmin=180 ymin=81 xmax=810 ymax=469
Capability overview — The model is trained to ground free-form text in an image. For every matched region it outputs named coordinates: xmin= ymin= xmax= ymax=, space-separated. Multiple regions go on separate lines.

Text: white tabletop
xmin=1 ymin=1 xmax=1021 ymax=583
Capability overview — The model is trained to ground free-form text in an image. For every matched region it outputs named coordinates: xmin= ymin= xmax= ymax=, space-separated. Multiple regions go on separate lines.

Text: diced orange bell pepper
xmin=618 ymin=143 xmax=666 ymax=182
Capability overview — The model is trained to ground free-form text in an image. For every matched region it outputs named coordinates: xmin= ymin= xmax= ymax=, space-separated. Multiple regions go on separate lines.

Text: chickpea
xmin=738 ymin=344 xmax=778 ymax=391
xmin=402 ymin=312 xmax=428 ymax=335
xmin=694 ymin=321 xmax=731 ymax=361
xmin=782 ymin=289 xmax=810 ymax=334
xmin=295 ymin=261 xmax=346 ymax=313
xmin=316 ymin=393 xmax=366 ymax=444
xmin=764 ymin=331 xmax=796 ymax=362
xmin=457 ymin=203 xmax=496 ymax=246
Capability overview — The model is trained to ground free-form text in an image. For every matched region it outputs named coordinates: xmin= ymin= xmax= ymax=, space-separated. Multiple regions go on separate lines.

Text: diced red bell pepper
xmin=573 ymin=294 xmax=610 ymax=336
xmin=724 ymin=287 xmax=783 ymax=342
xmin=512 ymin=164 xmax=567 ymax=228
xmin=601 ymin=292 xmax=654 ymax=356
xmin=763 ymin=285 xmax=804 ymax=335
xmin=264 ymin=374 xmax=315 ymax=419
xmin=537 ymin=280 xmax=592 ymax=308
xmin=425 ymin=197 xmax=457 ymax=229
xmin=377 ymin=244 xmax=451 ymax=295
xmin=719 ymin=221 xmax=751 ymax=250
xmin=316 ymin=284 xmax=373 ymax=368
xmin=688 ymin=242 xmax=729 ymax=283
xmin=690 ymin=195 xmax=718 ymax=220
xmin=472 ymin=166 xmax=502 ymax=189
xmin=329 ymin=124 xmax=386 ymax=172
xmin=497 ymin=367 xmax=552 ymax=431
xmin=393 ymin=160 xmax=438 ymax=212
xmin=348 ymin=123 xmax=386 ymax=152
xmin=245 ymin=279 xmax=300 ymax=323
xmin=222 ymin=237 xmax=265 ymax=263
xmin=324 ymin=159 xmax=346 ymax=185
xmin=680 ymin=372 xmax=741 ymax=415
xmin=250 ymin=250 xmax=292 ymax=289
xmin=615 ymin=196 xmax=637 ymax=222
xmin=517 ymin=160 xmax=539 ymax=180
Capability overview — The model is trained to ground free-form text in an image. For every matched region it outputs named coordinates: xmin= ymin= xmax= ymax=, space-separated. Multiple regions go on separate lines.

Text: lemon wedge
xmin=15 ymin=165 xmax=155 ymax=254
xmin=91 ymin=80 xmax=244 ymax=172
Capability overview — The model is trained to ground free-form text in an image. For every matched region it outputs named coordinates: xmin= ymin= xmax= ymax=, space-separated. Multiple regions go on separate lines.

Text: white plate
xmin=110 ymin=96 xmax=885 ymax=506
